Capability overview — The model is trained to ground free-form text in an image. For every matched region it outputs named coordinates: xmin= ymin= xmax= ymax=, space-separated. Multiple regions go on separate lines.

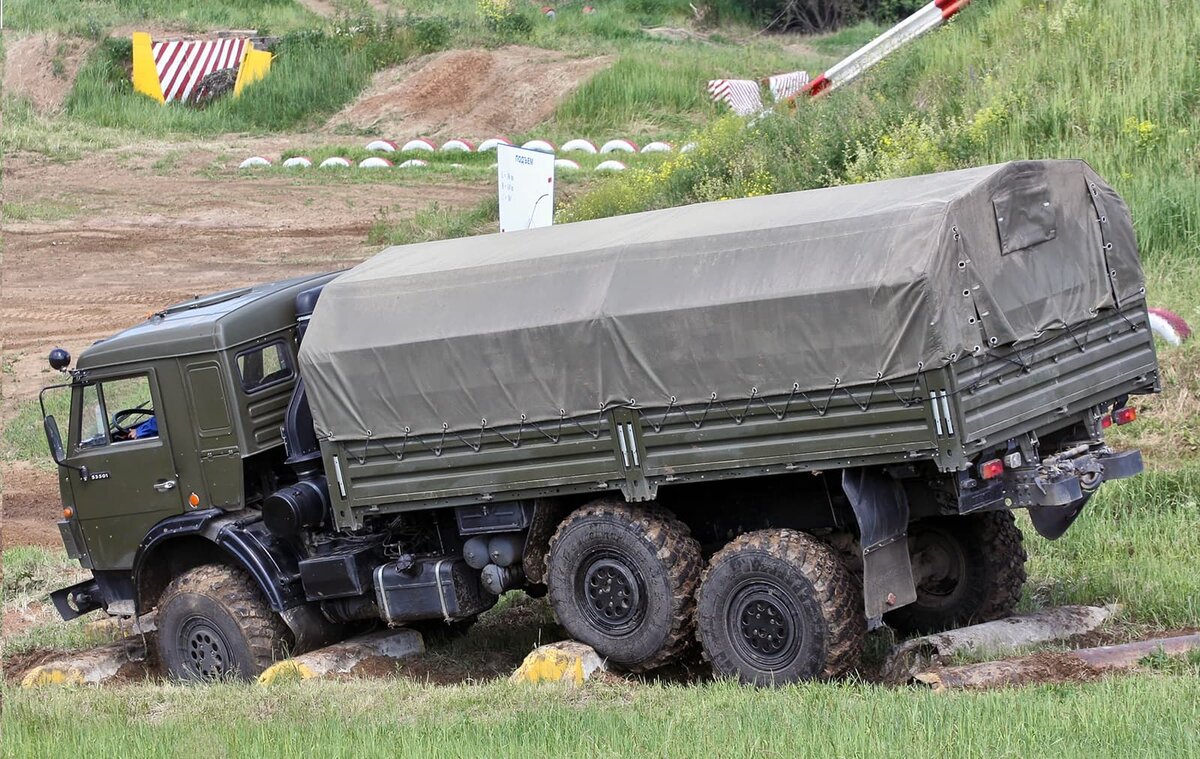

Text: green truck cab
xmin=43 ymin=161 xmax=1159 ymax=684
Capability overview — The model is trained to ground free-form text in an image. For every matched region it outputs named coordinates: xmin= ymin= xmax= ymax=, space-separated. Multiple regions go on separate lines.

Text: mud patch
xmin=3 ymin=33 xmax=96 ymax=114
xmin=1 ymin=462 xmax=64 ymax=549
xmin=329 ymin=46 xmax=612 ymax=139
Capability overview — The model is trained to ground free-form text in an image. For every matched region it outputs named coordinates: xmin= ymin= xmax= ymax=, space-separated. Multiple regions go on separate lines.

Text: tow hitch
xmin=959 ymin=446 xmax=1144 ymax=539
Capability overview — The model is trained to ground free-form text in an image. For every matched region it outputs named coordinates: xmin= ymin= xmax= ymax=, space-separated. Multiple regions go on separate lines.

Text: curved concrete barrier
xmin=401 ymin=138 xmax=438 ymax=152
xmin=359 ymin=156 xmax=394 ymax=168
xmin=478 ymin=137 xmax=512 ymax=152
xmin=283 ymin=156 xmax=313 ymax=168
xmin=599 ymin=139 xmax=637 ymax=154
xmin=366 ymin=139 xmax=398 ymax=153
xmin=319 ymin=157 xmax=352 ymax=168
xmin=561 ymin=139 xmax=598 ymax=154
xmin=522 ymin=139 xmax=556 ymax=154
xmin=238 ymin=156 xmax=272 ymax=168
xmin=258 ymin=628 xmax=424 ymax=684
xmin=595 ymin=160 xmax=627 ymax=172
xmin=441 ymin=139 xmax=475 ymax=152
xmin=511 ymin=641 xmax=607 ymax=686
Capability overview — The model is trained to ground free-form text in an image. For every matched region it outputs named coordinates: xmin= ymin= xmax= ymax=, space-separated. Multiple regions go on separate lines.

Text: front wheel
xmin=156 ymin=564 xmax=292 ymax=681
xmin=696 ymin=529 xmax=864 ymax=686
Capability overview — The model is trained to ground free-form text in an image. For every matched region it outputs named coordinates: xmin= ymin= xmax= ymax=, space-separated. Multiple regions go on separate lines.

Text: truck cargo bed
xmin=324 ymin=301 xmax=1157 ymax=530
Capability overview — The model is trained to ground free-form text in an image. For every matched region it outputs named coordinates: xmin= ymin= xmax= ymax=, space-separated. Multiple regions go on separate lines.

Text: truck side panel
xmin=955 ymin=302 xmax=1158 ymax=452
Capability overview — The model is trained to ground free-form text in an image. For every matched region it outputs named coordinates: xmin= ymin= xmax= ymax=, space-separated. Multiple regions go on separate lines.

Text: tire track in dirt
xmin=1 ymin=149 xmax=491 ymax=547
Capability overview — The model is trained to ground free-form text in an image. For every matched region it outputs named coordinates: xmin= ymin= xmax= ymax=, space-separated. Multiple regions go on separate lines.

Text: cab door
xmin=68 ymin=370 xmax=184 ymax=570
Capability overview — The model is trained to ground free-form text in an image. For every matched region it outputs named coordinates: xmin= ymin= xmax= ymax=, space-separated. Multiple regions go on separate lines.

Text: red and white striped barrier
xmin=153 ymin=38 xmax=247 ymax=103
xmin=804 ymin=0 xmax=971 ymax=97
xmin=1148 ymin=307 xmax=1192 ymax=346
xmin=441 ymin=139 xmax=475 ymax=153
xmin=283 ymin=156 xmax=312 ymax=168
xmin=641 ymin=141 xmax=672 ymax=153
xmin=366 ymin=140 xmax=398 ymax=152
xmin=238 ymin=156 xmax=271 ymax=168
xmin=398 ymin=159 xmax=429 ymax=168
xmin=595 ymin=160 xmax=627 ymax=172
xmin=554 ymin=159 xmax=581 ymax=171
xmin=319 ymin=157 xmax=352 ymax=168
xmin=707 ymin=79 xmax=762 ymax=116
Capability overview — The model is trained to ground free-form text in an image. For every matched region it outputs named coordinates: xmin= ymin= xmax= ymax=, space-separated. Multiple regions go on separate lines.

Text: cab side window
xmin=75 ymin=375 xmax=158 ymax=449
xmin=79 ymin=384 xmax=108 ymax=448
xmin=237 ymin=342 xmax=293 ymax=393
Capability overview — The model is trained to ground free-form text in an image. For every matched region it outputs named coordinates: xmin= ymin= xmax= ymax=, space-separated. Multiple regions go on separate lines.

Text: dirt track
xmin=1 ymin=145 xmax=490 ymax=548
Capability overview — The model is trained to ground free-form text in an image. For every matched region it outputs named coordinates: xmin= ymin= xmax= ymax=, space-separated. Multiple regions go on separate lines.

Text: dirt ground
xmin=3 ymin=33 xmax=97 ymax=114
xmin=0 ymin=142 xmax=490 ymax=548
xmin=328 ymin=46 xmax=613 ymax=139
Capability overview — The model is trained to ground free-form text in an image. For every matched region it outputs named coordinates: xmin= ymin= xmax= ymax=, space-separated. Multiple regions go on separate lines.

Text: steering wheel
xmin=113 ymin=407 xmax=155 ymax=435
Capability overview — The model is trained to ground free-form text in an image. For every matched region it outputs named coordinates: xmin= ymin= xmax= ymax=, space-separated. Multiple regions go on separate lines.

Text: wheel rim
xmin=574 ymin=550 xmax=646 ymax=636
xmin=726 ymin=579 xmax=804 ymax=670
xmin=910 ymin=527 xmax=969 ymax=609
xmin=179 ymin=616 xmax=233 ymax=679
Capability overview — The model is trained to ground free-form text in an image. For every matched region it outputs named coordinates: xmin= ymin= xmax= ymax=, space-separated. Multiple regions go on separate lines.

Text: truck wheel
xmin=156 ymin=564 xmax=291 ymax=681
xmin=546 ymin=500 xmax=701 ymax=672
xmin=696 ymin=529 xmax=864 ymax=685
xmin=886 ymin=511 xmax=1027 ymax=635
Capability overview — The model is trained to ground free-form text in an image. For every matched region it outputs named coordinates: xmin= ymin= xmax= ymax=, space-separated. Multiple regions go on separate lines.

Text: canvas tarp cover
xmin=299 ymin=160 xmax=1143 ymax=441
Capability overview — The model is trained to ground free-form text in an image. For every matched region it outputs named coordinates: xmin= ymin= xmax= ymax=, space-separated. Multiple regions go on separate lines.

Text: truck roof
xmin=77 ymin=273 xmax=337 ymax=371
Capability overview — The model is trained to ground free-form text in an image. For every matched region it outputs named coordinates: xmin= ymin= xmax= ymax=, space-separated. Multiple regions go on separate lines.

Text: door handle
xmin=154 ymin=480 xmax=177 ymax=493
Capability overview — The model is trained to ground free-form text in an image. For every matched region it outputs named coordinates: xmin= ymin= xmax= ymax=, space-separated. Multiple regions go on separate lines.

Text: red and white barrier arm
xmin=803 ymin=0 xmax=971 ymax=97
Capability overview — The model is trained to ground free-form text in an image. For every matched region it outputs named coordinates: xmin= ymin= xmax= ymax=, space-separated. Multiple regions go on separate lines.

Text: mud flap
xmin=842 ymin=468 xmax=918 ymax=629
xmin=1028 ymin=495 xmax=1090 ymax=540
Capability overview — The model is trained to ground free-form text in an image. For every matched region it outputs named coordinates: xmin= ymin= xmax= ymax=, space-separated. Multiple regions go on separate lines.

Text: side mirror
xmin=44 ymin=415 xmax=67 ymax=464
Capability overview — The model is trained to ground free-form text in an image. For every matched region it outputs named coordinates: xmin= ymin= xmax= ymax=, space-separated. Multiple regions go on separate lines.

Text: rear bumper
xmin=960 ymin=447 xmax=1143 ymax=513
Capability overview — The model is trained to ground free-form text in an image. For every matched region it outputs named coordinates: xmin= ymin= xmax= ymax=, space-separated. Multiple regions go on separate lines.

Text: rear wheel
xmin=696 ymin=529 xmax=864 ymax=685
xmin=156 ymin=564 xmax=291 ymax=681
xmin=546 ymin=500 xmax=701 ymax=672
xmin=886 ymin=511 xmax=1027 ymax=635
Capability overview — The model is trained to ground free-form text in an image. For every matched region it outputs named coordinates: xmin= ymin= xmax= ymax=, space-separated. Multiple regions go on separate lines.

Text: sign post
xmin=497 ymin=145 xmax=555 ymax=232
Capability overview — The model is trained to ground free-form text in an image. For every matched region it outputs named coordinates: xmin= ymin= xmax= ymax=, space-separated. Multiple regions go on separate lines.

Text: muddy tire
xmin=886 ymin=511 xmax=1027 ymax=636
xmin=696 ymin=529 xmax=864 ymax=685
xmin=156 ymin=564 xmax=292 ymax=681
xmin=546 ymin=499 xmax=701 ymax=672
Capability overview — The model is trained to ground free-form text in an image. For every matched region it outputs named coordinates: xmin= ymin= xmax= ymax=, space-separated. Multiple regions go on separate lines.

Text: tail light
xmin=1113 ymin=407 xmax=1138 ymax=426
xmin=1100 ymin=415 xmax=1113 ymax=429
xmin=979 ymin=458 xmax=1005 ymax=480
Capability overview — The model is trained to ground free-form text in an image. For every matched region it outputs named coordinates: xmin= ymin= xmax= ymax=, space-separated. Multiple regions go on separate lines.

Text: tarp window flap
xmin=992 ymin=182 xmax=1057 ymax=256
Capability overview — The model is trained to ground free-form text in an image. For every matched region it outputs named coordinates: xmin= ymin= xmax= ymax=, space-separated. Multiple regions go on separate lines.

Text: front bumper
xmin=50 ymin=577 xmax=104 ymax=621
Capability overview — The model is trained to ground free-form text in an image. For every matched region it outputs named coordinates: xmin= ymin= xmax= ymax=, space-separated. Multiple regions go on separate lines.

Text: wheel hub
xmin=911 ymin=528 xmax=968 ymax=605
xmin=727 ymin=583 xmax=802 ymax=669
xmin=577 ymin=555 xmax=644 ymax=635
xmin=180 ymin=618 xmax=230 ymax=679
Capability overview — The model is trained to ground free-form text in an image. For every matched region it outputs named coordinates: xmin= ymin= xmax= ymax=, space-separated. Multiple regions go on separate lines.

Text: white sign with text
xmin=497 ymin=145 xmax=555 ymax=232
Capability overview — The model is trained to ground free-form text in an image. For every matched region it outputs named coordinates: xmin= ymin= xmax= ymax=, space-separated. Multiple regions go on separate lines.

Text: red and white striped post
xmin=803 ymin=0 xmax=971 ymax=97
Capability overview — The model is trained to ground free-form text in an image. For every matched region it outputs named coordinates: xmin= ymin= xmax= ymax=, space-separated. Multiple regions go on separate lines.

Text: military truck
xmin=42 ymin=160 xmax=1158 ymax=684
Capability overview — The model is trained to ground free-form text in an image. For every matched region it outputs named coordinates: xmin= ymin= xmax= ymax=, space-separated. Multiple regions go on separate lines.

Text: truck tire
xmin=546 ymin=500 xmax=701 ymax=672
xmin=886 ymin=511 xmax=1027 ymax=635
xmin=696 ymin=529 xmax=864 ymax=685
xmin=156 ymin=564 xmax=292 ymax=681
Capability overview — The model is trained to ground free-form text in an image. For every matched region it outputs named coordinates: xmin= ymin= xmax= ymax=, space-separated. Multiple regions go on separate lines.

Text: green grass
xmin=4 ymin=0 xmax=319 ymax=38
xmin=555 ymin=42 xmax=827 ymax=133
xmin=367 ymin=197 xmax=500 ymax=247
xmin=1 ymin=200 xmax=80 ymax=222
xmin=564 ymin=0 xmax=1200 ymax=272
xmin=4 ymin=674 xmax=1199 ymax=758
xmin=3 ymin=390 xmax=70 ymax=468
xmin=64 ymin=22 xmax=442 ymax=135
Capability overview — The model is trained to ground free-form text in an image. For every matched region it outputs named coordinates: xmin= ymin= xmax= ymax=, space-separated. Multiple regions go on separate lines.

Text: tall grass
xmin=556 ymin=43 xmax=827 ymax=133
xmin=565 ymin=0 xmax=1200 ymax=270
xmin=3 ymin=0 xmax=318 ymax=38
xmin=4 ymin=673 xmax=1199 ymax=758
